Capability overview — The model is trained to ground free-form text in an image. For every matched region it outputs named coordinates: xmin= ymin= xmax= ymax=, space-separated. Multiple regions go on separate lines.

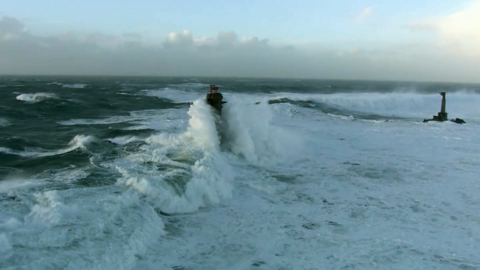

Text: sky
xmin=1 ymin=0 xmax=479 ymax=83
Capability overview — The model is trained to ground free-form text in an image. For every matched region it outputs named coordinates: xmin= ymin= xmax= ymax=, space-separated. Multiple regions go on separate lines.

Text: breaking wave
xmin=109 ymin=100 xmax=233 ymax=214
xmin=221 ymin=96 xmax=304 ymax=165
xmin=47 ymin=82 xmax=87 ymax=88
xmin=269 ymin=91 xmax=480 ymax=120
xmin=62 ymin=83 xmax=87 ymax=89
xmin=107 ymin=96 xmax=301 ymax=215
xmin=0 ymin=135 xmax=96 ymax=158
xmin=143 ymin=88 xmax=203 ymax=103
xmin=16 ymin=93 xmax=58 ymax=103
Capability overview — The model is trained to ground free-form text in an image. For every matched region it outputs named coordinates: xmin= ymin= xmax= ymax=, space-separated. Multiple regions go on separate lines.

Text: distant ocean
xmin=1 ymin=76 xmax=480 ymax=269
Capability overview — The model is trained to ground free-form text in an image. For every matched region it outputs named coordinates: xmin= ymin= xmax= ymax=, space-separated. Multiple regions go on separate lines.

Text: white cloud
xmin=0 ymin=15 xmax=479 ymax=83
xmin=336 ymin=47 xmax=362 ymax=58
xmin=355 ymin=7 xmax=373 ymax=23
xmin=164 ymin=30 xmax=194 ymax=47
xmin=241 ymin=36 xmax=268 ymax=46
xmin=0 ymin=16 xmax=26 ymax=41
xmin=193 ymin=36 xmax=215 ymax=47
xmin=408 ymin=1 xmax=480 ymax=56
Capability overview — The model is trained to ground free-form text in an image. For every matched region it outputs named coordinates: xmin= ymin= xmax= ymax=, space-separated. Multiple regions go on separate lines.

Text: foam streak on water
xmin=1 ymin=77 xmax=480 ymax=269
xmin=0 ymin=118 xmax=9 ymax=127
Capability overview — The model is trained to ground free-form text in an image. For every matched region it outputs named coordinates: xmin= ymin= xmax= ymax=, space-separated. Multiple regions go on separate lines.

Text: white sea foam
xmin=143 ymin=87 xmax=203 ymax=103
xmin=0 ymin=118 xmax=9 ymax=127
xmin=58 ymin=115 xmax=141 ymax=126
xmin=0 ymin=178 xmax=33 ymax=193
xmin=47 ymin=82 xmax=62 ymax=85
xmin=47 ymin=82 xmax=86 ymax=88
xmin=111 ymin=99 xmax=234 ymax=214
xmin=328 ymin=113 xmax=355 ymax=121
xmin=62 ymin=83 xmax=87 ymax=88
xmin=0 ymin=188 xmax=166 ymax=269
xmin=2 ymin=90 xmax=480 ymax=269
xmin=106 ymin=136 xmax=143 ymax=145
xmin=58 ymin=109 xmax=184 ymax=131
xmin=273 ymin=91 xmax=480 ymax=120
xmin=16 ymin=92 xmax=57 ymax=103
xmin=0 ymin=135 xmax=95 ymax=158
xmin=0 ymin=234 xmax=11 ymax=253
xmin=169 ymin=82 xmax=210 ymax=89
xmin=221 ymin=96 xmax=305 ymax=165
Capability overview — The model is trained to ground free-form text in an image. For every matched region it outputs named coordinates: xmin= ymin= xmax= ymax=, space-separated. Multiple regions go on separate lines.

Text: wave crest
xmin=0 ymin=135 xmax=96 ymax=158
xmin=16 ymin=93 xmax=58 ymax=103
xmin=110 ymin=100 xmax=233 ymax=214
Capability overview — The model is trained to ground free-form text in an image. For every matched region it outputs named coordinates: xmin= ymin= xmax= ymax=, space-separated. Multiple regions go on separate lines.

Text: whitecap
xmin=0 ymin=135 xmax=96 ymax=158
xmin=62 ymin=83 xmax=87 ymax=89
xmin=16 ymin=93 xmax=58 ymax=103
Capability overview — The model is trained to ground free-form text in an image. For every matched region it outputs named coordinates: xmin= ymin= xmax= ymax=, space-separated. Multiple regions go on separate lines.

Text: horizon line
xmin=0 ymin=73 xmax=479 ymax=86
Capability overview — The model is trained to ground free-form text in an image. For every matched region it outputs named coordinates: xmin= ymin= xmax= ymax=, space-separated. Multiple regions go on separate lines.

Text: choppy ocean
xmin=1 ymin=76 xmax=480 ymax=270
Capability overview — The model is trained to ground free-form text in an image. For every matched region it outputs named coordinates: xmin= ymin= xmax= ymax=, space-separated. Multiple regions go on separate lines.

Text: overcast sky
xmin=1 ymin=0 xmax=479 ymax=83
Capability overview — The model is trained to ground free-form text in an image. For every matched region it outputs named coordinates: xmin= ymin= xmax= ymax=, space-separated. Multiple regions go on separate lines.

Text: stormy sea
xmin=1 ymin=76 xmax=479 ymax=270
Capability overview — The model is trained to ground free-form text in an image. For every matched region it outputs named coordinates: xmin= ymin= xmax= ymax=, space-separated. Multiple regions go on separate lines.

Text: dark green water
xmin=1 ymin=75 xmax=479 ymax=179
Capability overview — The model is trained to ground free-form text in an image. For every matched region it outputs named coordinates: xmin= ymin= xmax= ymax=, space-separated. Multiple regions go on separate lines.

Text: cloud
xmin=217 ymin=31 xmax=237 ymax=46
xmin=0 ymin=16 xmax=26 ymax=41
xmin=241 ymin=36 xmax=269 ymax=46
xmin=0 ymin=15 xmax=479 ymax=83
xmin=164 ymin=30 xmax=194 ymax=48
xmin=122 ymin=32 xmax=142 ymax=40
xmin=408 ymin=1 xmax=480 ymax=56
xmin=85 ymin=32 xmax=117 ymax=45
xmin=355 ymin=7 xmax=373 ymax=23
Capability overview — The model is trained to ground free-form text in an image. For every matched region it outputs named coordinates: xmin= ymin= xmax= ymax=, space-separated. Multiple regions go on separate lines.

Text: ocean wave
xmin=0 ymin=178 xmax=34 ymax=193
xmin=269 ymin=91 xmax=480 ymax=119
xmin=106 ymin=136 xmax=143 ymax=145
xmin=327 ymin=113 xmax=355 ymax=121
xmin=62 ymin=83 xmax=87 ymax=89
xmin=4 ymin=188 xmax=166 ymax=269
xmin=109 ymin=97 xmax=304 ymax=215
xmin=143 ymin=87 xmax=203 ymax=103
xmin=116 ymin=92 xmax=138 ymax=96
xmin=16 ymin=93 xmax=58 ymax=103
xmin=58 ymin=115 xmax=140 ymax=126
xmin=0 ymin=135 xmax=96 ymax=158
xmin=167 ymin=82 xmax=210 ymax=89
xmin=221 ymin=96 xmax=304 ymax=165
xmin=59 ymin=109 xmax=185 ymax=132
xmin=47 ymin=82 xmax=87 ymax=88
xmin=109 ymin=99 xmax=234 ymax=214
xmin=2 ymin=78 xmax=480 ymax=269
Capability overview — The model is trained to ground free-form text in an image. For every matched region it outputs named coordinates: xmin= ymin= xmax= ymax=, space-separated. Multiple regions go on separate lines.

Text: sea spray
xmin=113 ymin=99 xmax=233 ymax=214
xmin=221 ymin=96 xmax=305 ymax=165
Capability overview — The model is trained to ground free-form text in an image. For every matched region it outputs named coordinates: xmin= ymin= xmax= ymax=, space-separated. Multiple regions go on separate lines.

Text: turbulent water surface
xmin=1 ymin=76 xmax=480 ymax=269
